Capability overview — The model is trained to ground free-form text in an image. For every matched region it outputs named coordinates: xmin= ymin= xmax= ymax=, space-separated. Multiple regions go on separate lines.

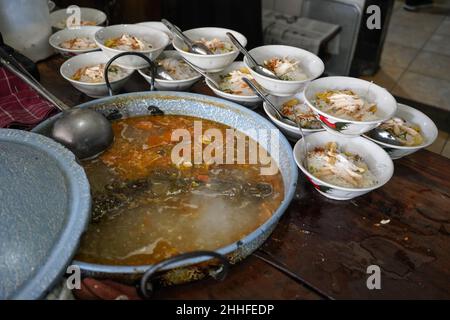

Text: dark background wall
xmin=54 ymin=0 xmax=263 ymax=48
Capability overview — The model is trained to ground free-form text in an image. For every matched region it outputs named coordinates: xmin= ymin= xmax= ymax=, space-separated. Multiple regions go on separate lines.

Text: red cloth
xmin=0 ymin=67 xmax=57 ymax=129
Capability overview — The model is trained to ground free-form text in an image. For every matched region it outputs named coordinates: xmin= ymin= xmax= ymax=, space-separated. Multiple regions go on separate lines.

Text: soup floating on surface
xmin=76 ymin=115 xmax=284 ymax=266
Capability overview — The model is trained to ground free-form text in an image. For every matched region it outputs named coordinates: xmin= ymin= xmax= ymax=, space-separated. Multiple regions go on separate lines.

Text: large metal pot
xmin=33 ymin=90 xmax=298 ymax=293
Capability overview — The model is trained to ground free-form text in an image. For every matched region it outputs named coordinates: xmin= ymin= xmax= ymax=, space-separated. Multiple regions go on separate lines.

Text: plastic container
xmin=0 ymin=0 xmax=53 ymax=62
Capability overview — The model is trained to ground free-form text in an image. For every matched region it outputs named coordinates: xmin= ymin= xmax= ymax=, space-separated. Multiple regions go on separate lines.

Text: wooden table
xmin=38 ymin=56 xmax=450 ymax=299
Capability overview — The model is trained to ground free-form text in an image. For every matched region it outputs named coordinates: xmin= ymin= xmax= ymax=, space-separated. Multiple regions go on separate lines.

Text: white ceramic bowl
xmin=50 ymin=7 xmax=107 ymax=30
xmin=294 ymin=131 xmax=394 ymax=200
xmin=172 ymin=27 xmax=246 ymax=72
xmin=49 ymin=26 xmax=102 ymax=57
xmin=244 ymin=45 xmax=324 ymax=97
xmin=136 ymin=21 xmax=172 ymax=41
xmin=304 ymin=76 xmax=398 ymax=136
xmin=60 ymin=51 xmax=134 ymax=98
xmin=95 ymin=24 xmax=170 ymax=69
xmin=263 ymin=92 xmax=324 ymax=141
xmin=138 ymin=50 xmax=201 ymax=91
xmin=205 ymin=61 xmax=261 ymax=108
xmin=363 ymin=103 xmax=438 ymax=160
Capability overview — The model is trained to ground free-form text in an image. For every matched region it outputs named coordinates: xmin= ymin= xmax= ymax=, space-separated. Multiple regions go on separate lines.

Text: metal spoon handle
xmin=182 ymin=58 xmax=220 ymax=88
xmin=0 ymin=56 xmax=69 ymax=111
xmin=161 ymin=19 xmax=194 ymax=47
xmin=242 ymin=77 xmax=280 ymax=115
xmin=226 ymin=32 xmax=258 ymax=68
xmin=243 ymin=77 xmax=308 ymax=167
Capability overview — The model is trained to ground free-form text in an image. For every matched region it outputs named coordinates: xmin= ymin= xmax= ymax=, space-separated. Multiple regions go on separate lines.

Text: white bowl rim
xmin=204 ymin=61 xmax=259 ymax=100
xmin=94 ymin=24 xmax=170 ymax=54
xmin=294 ymin=131 xmax=394 ymax=192
xmin=137 ymin=50 xmax=202 ymax=84
xmin=49 ymin=26 xmax=103 ymax=52
xmin=50 ymin=7 xmax=107 ymax=26
xmin=304 ymin=76 xmax=397 ymax=125
xmin=244 ymin=44 xmax=325 ymax=84
xmin=60 ymin=52 xmax=134 ymax=86
xmin=172 ymin=27 xmax=247 ymax=58
xmin=363 ymin=103 xmax=438 ymax=150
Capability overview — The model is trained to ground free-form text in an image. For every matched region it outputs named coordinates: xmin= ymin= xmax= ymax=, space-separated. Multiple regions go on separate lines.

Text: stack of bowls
xmin=291 ymin=76 xmax=437 ymax=200
xmin=57 ymin=22 xmax=171 ymax=97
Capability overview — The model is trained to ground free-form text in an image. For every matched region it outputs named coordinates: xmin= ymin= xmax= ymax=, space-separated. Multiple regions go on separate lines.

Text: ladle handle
xmin=0 ymin=49 xmax=70 ymax=112
xmin=139 ymin=250 xmax=230 ymax=298
xmin=226 ymin=32 xmax=258 ymax=68
xmin=161 ymin=19 xmax=194 ymax=47
xmin=104 ymin=52 xmax=157 ymax=96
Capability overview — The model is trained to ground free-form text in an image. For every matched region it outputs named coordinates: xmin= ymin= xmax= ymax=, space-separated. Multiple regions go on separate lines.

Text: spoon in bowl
xmin=155 ymin=64 xmax=174 ymax=81
xmin=161 ymin=19 xmax=212 ymax=55
xmin=181 ymin=58 xmax=220 ymax=89
xmin=226 ymin=32 xmax=279 ymax=80
xmin=0 ymin=53 xmax=113 ymax=160
xmin=365 ymin=127 xmax=404 ymax=146
xmin=242 ymin=77 xmax=309 ymax=167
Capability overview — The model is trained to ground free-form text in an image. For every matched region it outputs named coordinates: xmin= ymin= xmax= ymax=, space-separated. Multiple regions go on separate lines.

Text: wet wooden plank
xmin=152 ymin=256 xmax=321 ymax=300
xmin=262 ymin=151 xmax=450 ymax=299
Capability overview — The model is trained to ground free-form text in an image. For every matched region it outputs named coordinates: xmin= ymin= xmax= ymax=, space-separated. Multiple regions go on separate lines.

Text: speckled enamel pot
xmin=0 ymin=130 xmax=90 ymax=299
xmin=33 ymin=91 xmax=298 ymax=282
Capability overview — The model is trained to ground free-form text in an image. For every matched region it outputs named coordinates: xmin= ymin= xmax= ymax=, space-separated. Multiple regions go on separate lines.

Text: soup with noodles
xmin=75 ymin=115 xmax=284 ymax=266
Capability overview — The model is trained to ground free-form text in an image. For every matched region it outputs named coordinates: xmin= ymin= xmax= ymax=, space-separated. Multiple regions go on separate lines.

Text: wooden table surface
xmin=38 ymin=56 xmax=450 ymax=299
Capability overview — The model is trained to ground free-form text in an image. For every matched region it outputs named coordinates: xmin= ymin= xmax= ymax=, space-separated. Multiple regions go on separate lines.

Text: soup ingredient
xmin=378 ymin=117 xmax=424 ymax=146
xmin=307 ymin=142 xmax=377 ymax=188
xmin=55 ymin=19 xmax=97 ymax=29
xmin=156 ymin=56 xmax=199 ymax=80
xmin=60 ymin=37 xmax=97 ymax=50
xmin=194 ymin=38 xmax=234 ymax=54
xmin=315 ymin=89 xmax=378 ymax=121
xmin=105 ymin=34 xmax=152 ymax=51
xmin=280 ymin=98 xmax=322 ymax=129
xmin=71 ymin=63 xmax=126 ymax=83
xmin=263 ymin=57 xmax=308 ymax=81
xmin=219 ymin=67 xmax=256 ymax=96
xmin=76 ymin=115 xmax=284 ymax=266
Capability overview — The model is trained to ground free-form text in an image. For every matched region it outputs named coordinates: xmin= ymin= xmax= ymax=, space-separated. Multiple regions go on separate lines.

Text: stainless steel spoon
xmin=226 ymin=32 xmax=279 ymax=80
xmin=161 ymin=19 xmax=212 ymax=55
xmin=0 ymin=54 xmax=113 ymax=160
xmin=242 ymin=77 xmax=309 ymax=167
xmin=365 ymin=127 xmax=404 ymax=146
xmin=181 ymin=58 xmax=220 ymax=89
xmin=155 ymin=64 xmax=174 ymax=81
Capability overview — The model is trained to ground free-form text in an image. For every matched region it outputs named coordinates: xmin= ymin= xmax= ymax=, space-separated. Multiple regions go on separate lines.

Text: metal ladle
xmin=242 ymin=77 xmax=309 ymax=167
xmin=226 ymin=32 xmax=279 ymax=80
xmin=0 ymin=53 xmax=113 ymax=160
xmin=161 ymin=19 xmax=212 ymax=55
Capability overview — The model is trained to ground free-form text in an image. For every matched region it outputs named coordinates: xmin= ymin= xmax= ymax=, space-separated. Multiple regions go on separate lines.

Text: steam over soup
xmin=76 ymin=115 xmax=284 ymax=266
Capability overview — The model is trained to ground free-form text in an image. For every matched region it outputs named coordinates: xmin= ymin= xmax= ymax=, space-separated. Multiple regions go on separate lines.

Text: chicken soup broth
xmin=76 ymin=115 xmax=284 ymax=265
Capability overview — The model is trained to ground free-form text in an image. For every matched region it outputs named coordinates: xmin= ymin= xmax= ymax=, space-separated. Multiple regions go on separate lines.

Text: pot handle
xmin=104 ymin=52 xmax=157 ymax=96
xmin=139 ymin=251 xmax=230 ymax=298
